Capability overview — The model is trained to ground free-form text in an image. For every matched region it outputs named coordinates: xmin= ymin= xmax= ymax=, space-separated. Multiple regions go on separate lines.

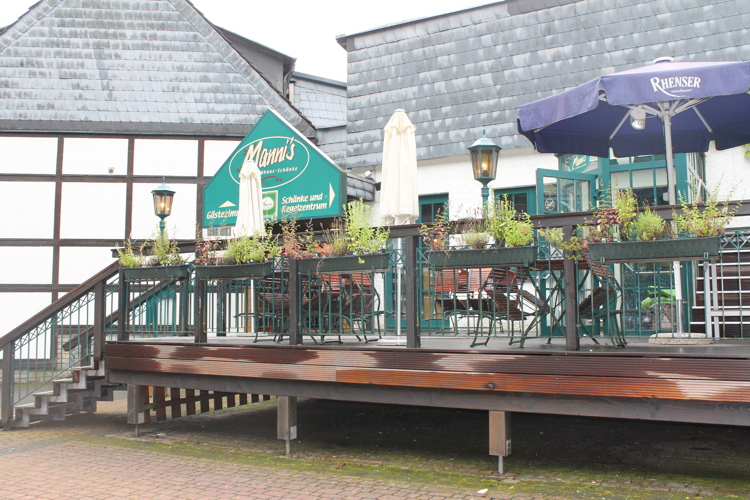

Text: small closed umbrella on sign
xmin=379 ymin=109 xmax=418 ymax=345
xmin=380 ymin=109 xmax=419 ymax=225
xmin=236 ymin=159 xmax=264 ymax=236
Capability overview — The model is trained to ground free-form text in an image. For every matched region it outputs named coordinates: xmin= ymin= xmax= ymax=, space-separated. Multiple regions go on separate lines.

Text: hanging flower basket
xmin=194 ymin=261 xmax=274 ymax=280
xmin=297 ymin=253 xmax=391 ymax=274
xmin=122 ymin=264 xmax=191 ymax=281
xmin=427 ymin=246 xmax=538 ymax=269
xmin=587 ymin=237 xmax=720 ymax=263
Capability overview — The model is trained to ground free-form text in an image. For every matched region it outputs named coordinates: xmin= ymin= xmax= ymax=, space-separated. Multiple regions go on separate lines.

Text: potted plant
xmin=193 ymin=225 xmax=280 ymax=280
xmin=426 ymin=197 xmax=538 ymax=269
xmin=118 ymin=228 xmax=190 ymax=281
xmin=296 ymin=200 xmax=391 ymax=274
xmin=587 ymin=187 xmax=731 ymax=263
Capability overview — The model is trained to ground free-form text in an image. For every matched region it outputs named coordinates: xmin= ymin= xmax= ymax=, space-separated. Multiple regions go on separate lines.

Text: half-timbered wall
xmin=0 ymin=134 xmax=241 ymax=334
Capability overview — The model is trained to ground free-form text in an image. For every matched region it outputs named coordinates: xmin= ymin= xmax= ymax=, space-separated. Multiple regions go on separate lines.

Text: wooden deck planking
xmin=105 ymin=343 xmax=750 ymax=381
xmin=105 ymin=342 xmax=750 ymax=403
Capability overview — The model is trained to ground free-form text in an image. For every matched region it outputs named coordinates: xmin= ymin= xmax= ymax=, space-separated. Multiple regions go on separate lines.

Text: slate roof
xmin=337 ymin=0 xmax=750 ymax=169
xmin=316 ymin=125 xmax=346 ymax=167
xmin=0 ymin=0 xmax=315 ymax=138
xmin=292 ymin=71 xmax=347 ymax=128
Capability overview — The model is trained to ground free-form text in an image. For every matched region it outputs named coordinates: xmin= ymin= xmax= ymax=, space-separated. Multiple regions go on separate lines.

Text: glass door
xmin=536 ymin=168 xmax=597 ymax=214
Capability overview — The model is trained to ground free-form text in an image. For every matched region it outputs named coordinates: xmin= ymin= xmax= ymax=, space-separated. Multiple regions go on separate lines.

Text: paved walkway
xmin=2 ymin=397 xmax=749 ymax=500
xmin=0 ymin=439 xmax=498 ymax=500
xmin=0 ymin=403 xmax=526 ymax=500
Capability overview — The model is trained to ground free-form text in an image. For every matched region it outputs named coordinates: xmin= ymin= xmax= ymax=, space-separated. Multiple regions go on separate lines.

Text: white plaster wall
xmin=705 ymin=144 xmax=750 ymax=228
xmin=354 ymin=146 xmax=557 ymax=222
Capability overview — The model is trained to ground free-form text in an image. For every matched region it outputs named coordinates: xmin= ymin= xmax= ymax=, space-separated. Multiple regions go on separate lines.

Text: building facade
xmin=336 ymin=0 xmax=750 ymax=223
xmin=0 ymin=0 xmax=323 ymax=333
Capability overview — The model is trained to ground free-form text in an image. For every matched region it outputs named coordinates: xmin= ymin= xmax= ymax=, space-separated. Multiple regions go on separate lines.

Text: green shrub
xmin=344 ymin=200 xmax=390 ymax=256
xmin=224 ymin=226 xmax=280 ymax=265
xmin=632 ymin=206 xmax=665 ymax=241
xmin=674 ymin=186 xmax=739 ymax=237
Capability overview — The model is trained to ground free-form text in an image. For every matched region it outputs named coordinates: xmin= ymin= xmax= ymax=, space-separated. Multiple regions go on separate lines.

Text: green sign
xmin=567 ymin=155 xmax=590 ymax=172
xmin=203 ymin=110 xmax=346 ymax=228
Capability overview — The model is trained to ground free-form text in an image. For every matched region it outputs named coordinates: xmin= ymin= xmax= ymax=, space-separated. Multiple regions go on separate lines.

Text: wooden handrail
xmin=0 ymin=261 xmax=120 ymax=349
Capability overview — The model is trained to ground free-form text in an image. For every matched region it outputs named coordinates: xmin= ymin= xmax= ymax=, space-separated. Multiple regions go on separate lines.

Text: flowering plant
xmin=419 ymin=202 xmax=451 ymax=250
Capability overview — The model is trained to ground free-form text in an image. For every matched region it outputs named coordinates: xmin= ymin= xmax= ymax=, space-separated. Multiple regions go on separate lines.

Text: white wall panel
xmin=0 ymin=247 xmax=52 ymax=284
xmin=59 ymin=247 xmax=117 ymax=284
xmin=0 ymin=293 xmax=50 ymax=336
xmin=204 ymin=140 xmax=240 ymax=177
xmin=60 ymin=183 xmax=126 ymax=239
xmin=705 ymin=145 xmax=750 ymax=228
xmin=134 ymin=139 xmax=198 ymax=176
xmin=63 ymin=138 xmax=128 ymax=175
xmin=0 ymin=137 xmax=58 ymax=174
xmin=0 ymin=182 xmax=55 ymax=238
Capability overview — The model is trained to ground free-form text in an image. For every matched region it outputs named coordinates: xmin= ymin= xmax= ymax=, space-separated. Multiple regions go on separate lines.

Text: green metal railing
xmin=1 ymin=262 xmax=120 ymax=426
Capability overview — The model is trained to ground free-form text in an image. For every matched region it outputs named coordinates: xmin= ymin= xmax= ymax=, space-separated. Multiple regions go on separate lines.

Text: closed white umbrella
xmin=379 ymin=109 xmax=418 ymax=345
xmin=380 ymin=109 xmax=418 ymax=225
xmin=236 ymin=159 xmax=264 ymax=236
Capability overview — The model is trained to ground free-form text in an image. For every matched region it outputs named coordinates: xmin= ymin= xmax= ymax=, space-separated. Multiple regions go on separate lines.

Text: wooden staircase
xmin=691 ymin=248 xmax=750 ymax=338
xmin=12 ymin=362 xmax=124 ymax=428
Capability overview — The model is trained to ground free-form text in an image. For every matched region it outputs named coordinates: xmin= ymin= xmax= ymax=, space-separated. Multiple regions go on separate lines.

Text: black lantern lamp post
xmin=468 ymin=130 xmax=501 ymax=216
xmin=152 ymin=177 xmax=175 ymax=236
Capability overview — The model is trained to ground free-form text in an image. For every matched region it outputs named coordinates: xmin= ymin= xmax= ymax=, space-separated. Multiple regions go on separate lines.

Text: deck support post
xmin=563 ymin=225 xmax=579 ymax=351
xmin=127 ymin=384 xmax=146 ymax=428
xmin=404 ymin=235 xmax=421 ymax=348
xmin=489 ymin=410 xmax=511 ymax=474
xmin=277 ymin=396 xmax=297 ymax=455
xmin=288 ymin=258 xmax=302 ymax=345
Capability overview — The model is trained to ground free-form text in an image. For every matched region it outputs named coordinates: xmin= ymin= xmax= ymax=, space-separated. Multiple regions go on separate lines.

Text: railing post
xmin=563 ymin=225 xmax=579 ymax=351
xmin=217 ymin=281 xmax=227 ymax=337
xmin=405 ymin=235 xmax=421 ymax=348
xmin=117 ymin=268 xmax=129 ymax=341
xmin=1 ymin=343 xmax=13 ymax=427
xmin=93 ymin=281 xmax=105 ymax=367
xmin=178 ymin=278 xmax=189 ymax=335
xmin=194 ymin=278 xmax=206 ymax=343
xmin=288 ymin=258 xmax=301 ymax=345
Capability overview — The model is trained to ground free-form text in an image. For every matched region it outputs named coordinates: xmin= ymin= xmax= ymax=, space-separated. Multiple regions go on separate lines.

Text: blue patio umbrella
xmin=518 ymin=59 xmax=750 ymax=206
xmin=517 ymin=58 xmax=750 ymax=337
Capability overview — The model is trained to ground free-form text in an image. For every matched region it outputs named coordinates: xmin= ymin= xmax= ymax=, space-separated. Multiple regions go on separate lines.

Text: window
xmin=494 ymin=187 xmax=537 ymax=215
xmin=418 ymin=194 xmax=449 ymax=223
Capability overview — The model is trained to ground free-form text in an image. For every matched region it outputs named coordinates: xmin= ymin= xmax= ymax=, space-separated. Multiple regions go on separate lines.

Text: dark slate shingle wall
xmin=341 ymin=0 xmax=750 ymax=169
xmin=0 ymin=0 xmax=315 ymax=138
xmin=294 ymin=76 xmax=347 ymax=128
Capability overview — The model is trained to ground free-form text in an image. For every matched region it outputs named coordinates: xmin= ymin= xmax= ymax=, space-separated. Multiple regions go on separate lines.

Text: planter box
xmin=297 ymin=253 xmax=391 ymax=274
xmin=427 ymin=246 xmax=538 ymax=269
xmin=123 ymin=264 xmax=191 ymax=281
xmin=194 ymin=261 xmax=274 ymax=280
xmin=587 ymin=237 xmax=720 ymax=264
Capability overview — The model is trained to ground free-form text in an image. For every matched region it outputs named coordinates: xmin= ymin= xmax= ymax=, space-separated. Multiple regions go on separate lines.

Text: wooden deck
xmin=106 ymin=337 xmax=750 ymax=427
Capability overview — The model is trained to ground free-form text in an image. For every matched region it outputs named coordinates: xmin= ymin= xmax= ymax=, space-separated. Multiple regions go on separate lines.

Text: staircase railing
xmin=0 ymin=262 xmax=121 ymax=426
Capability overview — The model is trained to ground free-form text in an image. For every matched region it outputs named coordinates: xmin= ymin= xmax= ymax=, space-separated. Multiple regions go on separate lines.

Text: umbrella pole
xmin=663 ymin=113 xmax=685 ymax=335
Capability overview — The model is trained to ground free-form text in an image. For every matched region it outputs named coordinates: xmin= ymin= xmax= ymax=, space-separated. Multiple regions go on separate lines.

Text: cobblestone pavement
xmin=1 ymin=397 xmax=749 ymax=500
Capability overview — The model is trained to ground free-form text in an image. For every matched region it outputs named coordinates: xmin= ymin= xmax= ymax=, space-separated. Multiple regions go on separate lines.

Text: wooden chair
xmin=430 ymin=269 xmax=470 ymax=335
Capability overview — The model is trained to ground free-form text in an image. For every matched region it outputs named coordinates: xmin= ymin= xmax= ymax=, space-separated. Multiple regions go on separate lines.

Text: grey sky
xmin=0 ymin=0 xmax=489 ymax=82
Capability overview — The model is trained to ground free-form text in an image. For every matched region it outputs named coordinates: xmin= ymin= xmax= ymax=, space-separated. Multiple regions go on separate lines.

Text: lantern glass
xmin=470 ymin=148 xmax=498 ymax=182
xmin=152 ymin=192 xmax=173 ymax=218
xmin=151 ymin=178 xmax=175 ymax=220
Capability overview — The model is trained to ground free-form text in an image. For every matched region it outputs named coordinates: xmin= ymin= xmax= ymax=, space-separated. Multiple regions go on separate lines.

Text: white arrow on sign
xmin=328 ymin=183 xmax=335 ymax=208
